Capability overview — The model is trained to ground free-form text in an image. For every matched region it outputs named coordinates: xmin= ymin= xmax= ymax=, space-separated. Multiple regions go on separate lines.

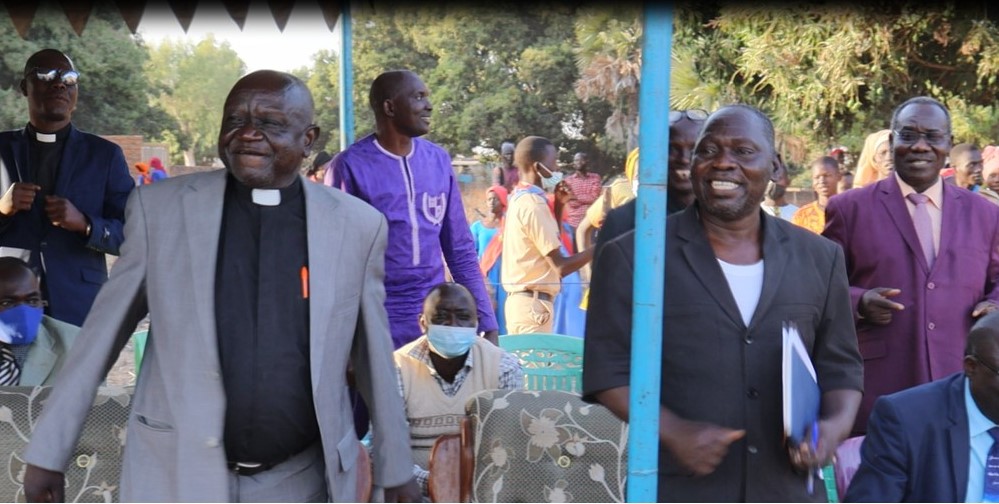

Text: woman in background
xmin=470 ymin=185 xmax=508 ymax=335
xmin=854 ymin=129 xmax=892 ymax=187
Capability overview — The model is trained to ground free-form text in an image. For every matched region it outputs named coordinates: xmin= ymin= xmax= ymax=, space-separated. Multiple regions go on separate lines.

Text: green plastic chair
xmin=132 ymin=330 xmax=148 ymax=375
xmin=498 ymin=333 xmax=584 ymax=393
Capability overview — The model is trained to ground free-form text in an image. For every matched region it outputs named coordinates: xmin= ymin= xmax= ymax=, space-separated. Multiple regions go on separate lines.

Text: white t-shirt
xmin=717 ymin=259 xmax=765 ymax=326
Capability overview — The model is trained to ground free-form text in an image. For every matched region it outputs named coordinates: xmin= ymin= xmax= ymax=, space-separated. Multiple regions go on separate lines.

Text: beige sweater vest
xmin=395 ymin=337 xmax=504 ymax=468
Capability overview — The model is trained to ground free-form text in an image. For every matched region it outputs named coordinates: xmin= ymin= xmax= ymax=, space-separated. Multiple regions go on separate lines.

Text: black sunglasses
xmin=669 ymin=109 xmax=709 ymax=125
xmin=27 ymin=68 xmax=80 ymax=86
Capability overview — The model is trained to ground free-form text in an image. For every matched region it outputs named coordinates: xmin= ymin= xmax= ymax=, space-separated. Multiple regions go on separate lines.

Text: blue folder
xmin=783 ymin=321 xmax=820 ymax=446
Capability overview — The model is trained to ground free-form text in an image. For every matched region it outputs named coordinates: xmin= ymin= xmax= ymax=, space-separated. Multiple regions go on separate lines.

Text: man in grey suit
xmin=21 ymin=70 xmax=419 ymax=502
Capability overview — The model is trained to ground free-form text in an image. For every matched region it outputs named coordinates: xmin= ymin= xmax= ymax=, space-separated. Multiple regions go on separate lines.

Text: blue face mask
xmin=426 ymin=324 xmax=478 ymax=359
xmin=0 ymin=304 xmax=43 ymax=346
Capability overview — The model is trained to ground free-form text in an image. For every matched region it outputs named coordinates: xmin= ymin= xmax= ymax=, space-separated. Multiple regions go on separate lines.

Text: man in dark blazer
xmin=0 ymin=49 xmax=133 ymax=327
xmin=583 ymin=105 xmax=864 ymax=501
xmin=845 ymin=312 xmax=999 ymax=502
xmin=823 ymin=96 xmax=999 ymax=435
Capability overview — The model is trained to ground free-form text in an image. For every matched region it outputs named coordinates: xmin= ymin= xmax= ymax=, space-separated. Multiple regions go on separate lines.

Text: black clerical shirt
xmin=24 ymin=123 xmax=71 ymax=305
xmin=215 ymin=174 xmax=316 ymax=465
xmin=25 ymin=123 xmax=70 ymax=197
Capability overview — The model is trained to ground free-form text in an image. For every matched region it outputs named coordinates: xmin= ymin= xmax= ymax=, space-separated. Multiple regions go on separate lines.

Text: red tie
xmin=906 ymin=193 xmax=935 ymax=269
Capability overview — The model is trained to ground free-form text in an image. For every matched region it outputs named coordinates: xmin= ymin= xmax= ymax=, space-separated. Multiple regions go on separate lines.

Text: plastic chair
xmin=499 ymin=333 xmax=584 ymax=393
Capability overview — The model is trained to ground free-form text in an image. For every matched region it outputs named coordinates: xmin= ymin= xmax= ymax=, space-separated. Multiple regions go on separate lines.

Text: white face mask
xmin=541 ymin=169 xmax=564 ymax=192
xmin=426 ymin=324 xmax=478 ymax=358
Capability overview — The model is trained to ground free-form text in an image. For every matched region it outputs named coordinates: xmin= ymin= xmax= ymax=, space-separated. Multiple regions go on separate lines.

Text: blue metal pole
xmin=338 ymin=2 xmax=354 ymax=150
xmin=627 ymin=2 xmax=672 ymax=502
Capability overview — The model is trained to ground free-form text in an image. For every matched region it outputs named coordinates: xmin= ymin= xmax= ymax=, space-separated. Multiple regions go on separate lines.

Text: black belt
xmin=227 ymin=461 xmax=275 ymax=476
xmin=512 ymin=290 xmax=553 ymax=302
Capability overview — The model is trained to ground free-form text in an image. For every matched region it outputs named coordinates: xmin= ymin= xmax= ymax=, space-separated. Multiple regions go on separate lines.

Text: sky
xmin=136 ymin=2 xmax=341 ymax=73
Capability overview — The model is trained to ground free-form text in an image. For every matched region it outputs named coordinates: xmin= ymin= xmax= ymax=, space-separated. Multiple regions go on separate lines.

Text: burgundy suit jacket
xmin=823 ymin=175 xmax=999 ymax=434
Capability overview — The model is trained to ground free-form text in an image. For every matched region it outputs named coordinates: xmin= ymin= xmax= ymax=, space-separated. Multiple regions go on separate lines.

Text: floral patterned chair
xmin=0 ymin=385 xmax=133 ymax=503
xmin=428 ymin=389 xmax=627 ymax=502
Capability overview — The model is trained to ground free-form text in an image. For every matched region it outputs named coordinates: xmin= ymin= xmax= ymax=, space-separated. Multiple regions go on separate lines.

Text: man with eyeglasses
xmin=0 ymin=49 xmax=133 ymax=327
xmin=0 ymin=256 xmax=78 ymax=387
xmin=845 ymin=311 xmax=999 ymax=502
xmin=824 ymin=96 xmax=999 ymax=435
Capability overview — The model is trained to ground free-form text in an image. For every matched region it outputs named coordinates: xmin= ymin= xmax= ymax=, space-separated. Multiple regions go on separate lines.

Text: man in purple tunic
xmin=326 ymin=70 xmax=498 ymax=348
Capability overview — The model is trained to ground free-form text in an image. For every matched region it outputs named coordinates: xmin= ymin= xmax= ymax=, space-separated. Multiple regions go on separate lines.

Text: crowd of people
xmin=2 ymin=45 xmax=999 ymax=503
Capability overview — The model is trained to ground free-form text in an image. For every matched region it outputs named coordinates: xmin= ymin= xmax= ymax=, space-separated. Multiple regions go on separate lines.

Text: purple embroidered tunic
xmin=327 ymin=134 xmax=498 ymax=347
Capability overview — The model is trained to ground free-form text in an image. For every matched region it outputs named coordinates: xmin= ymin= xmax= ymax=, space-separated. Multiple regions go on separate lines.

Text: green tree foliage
xmin=296 ymin=51 xmax=340 ymax=154
xmin=574 ymin=6 xmax=642 ymax=152
xmin=145 ymin=35 xmax=245 ymax=165
xmin=304 ymin=3 xmax=614 ymax=168
xmin=0 ymin=4 xmax=172 ymax=138
xmin=672 ymin=1 xmax=999 ymax=172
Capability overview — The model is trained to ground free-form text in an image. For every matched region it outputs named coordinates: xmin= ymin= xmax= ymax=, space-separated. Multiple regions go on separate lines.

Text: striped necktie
xmin=0 ymin=344 xmax=20 ymax=386
xmin=985 ymin=427 xmax=999 ymax=502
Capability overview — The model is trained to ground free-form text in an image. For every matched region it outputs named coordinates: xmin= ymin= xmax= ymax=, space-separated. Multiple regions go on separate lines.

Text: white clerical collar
xmin=35 ymin=132 xmax=56 ymax=143
xmin=251 ymin=189 xmax=281 ymax=206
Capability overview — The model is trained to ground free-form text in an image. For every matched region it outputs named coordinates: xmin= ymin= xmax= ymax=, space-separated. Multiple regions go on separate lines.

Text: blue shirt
xmin=965 ymin=378 xmax=998 ymax=502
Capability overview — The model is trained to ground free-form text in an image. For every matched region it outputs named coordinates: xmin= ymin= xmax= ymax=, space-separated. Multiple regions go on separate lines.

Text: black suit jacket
xmin=844 ymin=373 xmax=970 ymax=502
xmin=583 ymin=204 xmax=864 ymax=502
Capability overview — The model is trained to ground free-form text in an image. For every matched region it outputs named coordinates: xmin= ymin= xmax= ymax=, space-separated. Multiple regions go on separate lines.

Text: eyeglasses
xmin=893 ymin=129 xmax=949 ymax=146
xmin=971 ymin=355 xmax=999 ymax=376
xmin=0 ymin=298 xmax=47 ymax=310
xmin=669 ymin=109 xmax=709 ymax=125
xmin=27 ymin=68 xmax=80 ymax=86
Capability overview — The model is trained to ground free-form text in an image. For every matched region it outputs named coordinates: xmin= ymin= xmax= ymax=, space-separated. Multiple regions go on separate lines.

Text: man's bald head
xmin=514 ymin=136 xmax=555 ymax=176
xmin=967 ymin=312 xmax=999 ymax=357
xmin=226 ymin=70 xmax=315 ymax=122
xmin=369 ymin=70 xmax=419 ymax=114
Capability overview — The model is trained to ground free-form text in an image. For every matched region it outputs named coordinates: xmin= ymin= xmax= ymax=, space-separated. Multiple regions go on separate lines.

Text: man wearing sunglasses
xmin=845 ymin=311 xmax=999 ymax=502
xmin=0 ymin=49 xmax=133 ymax=327
xmin=824 ymin=96 xmax=999 ymax=435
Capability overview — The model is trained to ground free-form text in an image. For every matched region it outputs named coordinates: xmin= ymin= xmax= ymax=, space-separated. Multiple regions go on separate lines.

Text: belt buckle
xmin=231 ymin=462 xmax=265 ymax=476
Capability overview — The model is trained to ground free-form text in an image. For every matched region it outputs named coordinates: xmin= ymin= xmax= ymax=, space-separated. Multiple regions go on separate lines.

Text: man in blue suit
xmin=845 ymin=311 xmax=999 ymax=502
xmin=0 ymin=49 xmax=132 ymax=327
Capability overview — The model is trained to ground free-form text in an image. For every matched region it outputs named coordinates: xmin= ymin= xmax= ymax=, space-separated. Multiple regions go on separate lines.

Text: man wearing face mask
xmin=393 ymin=282 xmax=522 ymax=498
xmin=501 ymin=137 xmax=593 ymax=334
xmin=0 ymin=257 xmax=78 ymax=386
